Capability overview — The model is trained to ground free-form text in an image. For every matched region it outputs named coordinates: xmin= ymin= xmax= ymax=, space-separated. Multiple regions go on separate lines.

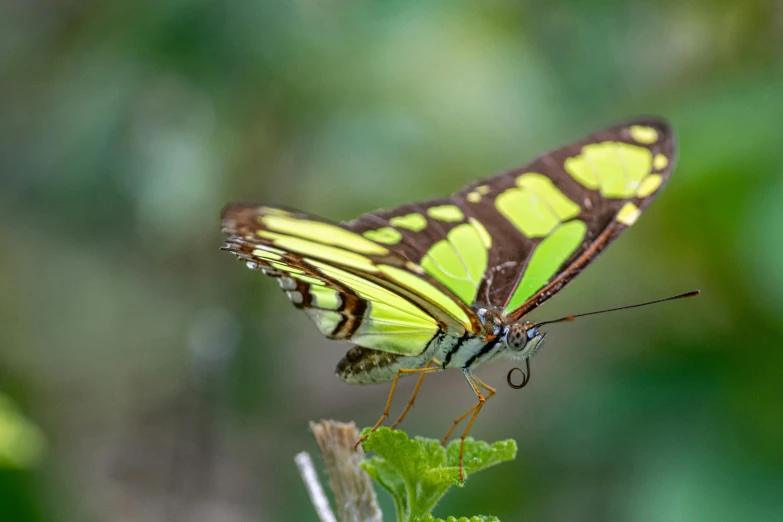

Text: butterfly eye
xmin=503 ymin=323 xmax=528 ymax=351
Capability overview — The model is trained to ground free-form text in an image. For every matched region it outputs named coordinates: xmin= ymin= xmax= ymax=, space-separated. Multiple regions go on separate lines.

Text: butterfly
xmin=221 ymin=118 xmax=676 ymax=481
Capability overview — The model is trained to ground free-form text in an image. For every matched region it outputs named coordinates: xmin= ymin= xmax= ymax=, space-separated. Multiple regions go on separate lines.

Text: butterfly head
xmin=502 ymin=321 xmax=546 ymax=359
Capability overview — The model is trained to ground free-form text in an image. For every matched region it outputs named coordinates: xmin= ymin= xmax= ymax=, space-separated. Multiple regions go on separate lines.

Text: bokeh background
xmin=2 ymin=1 xmax=783 ymax=520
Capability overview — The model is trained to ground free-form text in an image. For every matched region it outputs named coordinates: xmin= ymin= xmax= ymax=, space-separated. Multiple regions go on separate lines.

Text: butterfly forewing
xmin=346 ymin=118 xmax=675 ymax=319
xmin=502 ymin=119 xmax=676 ymax=319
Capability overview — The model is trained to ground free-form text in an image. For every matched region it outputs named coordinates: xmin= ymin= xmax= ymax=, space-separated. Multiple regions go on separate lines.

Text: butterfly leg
xmin=440 ymin=372 xmax=496 ymax=446
xmin=440 ymin=369 xmax=496 ymax=482
xmin=389 ymin=360 xmax=438 ymax=430
xmin=354 ymin=364 xmax=442 ymax=450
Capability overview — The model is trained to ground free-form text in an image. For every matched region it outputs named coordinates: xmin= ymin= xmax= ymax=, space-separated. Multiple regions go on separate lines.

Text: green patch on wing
xmin=390 ymin=213 xmax=428 ymax=231
xmin=354 ymin=301 xmax=440 ymax=354
xmin=505 ymin=220 xmax=587 ymax=314
xmin=309 ymin=285 xmax=341 ymax=309
xmin=421 ymin=223 xmax=488 ymax=305
xmin=364 ymin=227 xmax=404 ymax=245
xmin=377 ymin=265 xmax=472 ymax=329
xmin=261 ymin=214 xmax=389 ymax=254
xmin=564 ymin=141 xmax=653 ymax=198
xmin=495 ymin=173 xmax=581 ymax=238
xmin=308 ymin=260 xmax=439 ymax=355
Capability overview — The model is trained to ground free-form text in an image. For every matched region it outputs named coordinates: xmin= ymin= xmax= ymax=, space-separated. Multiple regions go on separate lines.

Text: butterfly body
xmin=335 ymin=314 xmax=543 ymax=385
xmin=221 ymin=118 xmax=675 ymax=478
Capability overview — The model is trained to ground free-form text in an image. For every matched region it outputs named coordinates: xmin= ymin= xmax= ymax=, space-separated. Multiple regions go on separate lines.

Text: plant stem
xmin=295 ymin=451 xmax=338 ymax=522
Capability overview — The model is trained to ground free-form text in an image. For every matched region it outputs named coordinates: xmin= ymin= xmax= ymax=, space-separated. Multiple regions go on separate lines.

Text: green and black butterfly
xmin=221 ymin=118 xmax=680 ymax=480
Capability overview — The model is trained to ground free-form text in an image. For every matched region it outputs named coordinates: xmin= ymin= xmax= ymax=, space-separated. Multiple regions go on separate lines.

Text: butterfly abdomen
xmin=336 ymin=333 xmax=500 ymax=384
xmin=336 ymin=334 xmax=451 ymax=384
xmin=336 ymin=346 xmax=410 ymax=385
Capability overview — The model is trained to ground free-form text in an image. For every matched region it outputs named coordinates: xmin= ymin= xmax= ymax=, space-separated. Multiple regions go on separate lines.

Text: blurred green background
xmin=2 ymin=1 xmax=783 ymax=520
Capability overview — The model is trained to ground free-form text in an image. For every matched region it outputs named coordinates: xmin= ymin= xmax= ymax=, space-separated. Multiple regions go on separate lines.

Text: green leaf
xmin=359 ymin=427 xmax=516 ymax=522
xmin=446 ymin=437 xmax=518 ymax=476
xmin=362 ymin=455 xmax=410 ymax=519
xmin=414 ymin=515 xmax=501 ymax=522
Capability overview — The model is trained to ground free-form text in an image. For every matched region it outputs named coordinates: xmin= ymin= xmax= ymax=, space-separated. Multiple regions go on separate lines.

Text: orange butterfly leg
xmin=354 ymin=362 xmax=441 ymax=450
xmin=390 ymin=361 xmax=438 ymax=430
xmin=440 ymin=370 xmax=496 ymax=482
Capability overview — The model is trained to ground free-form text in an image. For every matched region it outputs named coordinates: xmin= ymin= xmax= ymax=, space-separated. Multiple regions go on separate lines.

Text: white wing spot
xmin=278 ymin=277 xmax=297 ymax=290
xmin=286 ymin=291 xmax=304 ymax=304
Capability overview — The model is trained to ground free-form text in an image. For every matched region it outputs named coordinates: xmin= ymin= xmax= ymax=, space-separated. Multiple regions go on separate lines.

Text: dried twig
xmin=309 ymin=420 xmax=383 ymax=522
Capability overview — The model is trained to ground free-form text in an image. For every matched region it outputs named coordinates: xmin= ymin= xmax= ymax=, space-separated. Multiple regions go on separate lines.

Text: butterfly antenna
xmin=535 ymin=289 xmax=700 ymax=327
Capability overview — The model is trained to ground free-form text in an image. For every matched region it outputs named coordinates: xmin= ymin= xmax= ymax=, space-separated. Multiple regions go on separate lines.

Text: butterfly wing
xmin=221 ymin=204 xmax=480 ymax=356
xmin=345 ymin=118 xmax=675 ymax=320
xmin=222 ymin=118 xmax=675 ymax=355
